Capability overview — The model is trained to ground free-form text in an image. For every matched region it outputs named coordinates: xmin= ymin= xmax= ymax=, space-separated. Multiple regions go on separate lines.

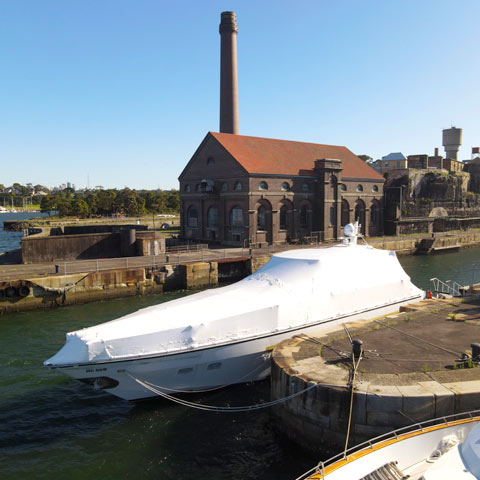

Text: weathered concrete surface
xmin=271 ymin=292 xmax=480 ymax=452
xmin=180 ymin=262 xmax=219 ymax=289
xmin=0 ymin=268 xmax=159 ymax=314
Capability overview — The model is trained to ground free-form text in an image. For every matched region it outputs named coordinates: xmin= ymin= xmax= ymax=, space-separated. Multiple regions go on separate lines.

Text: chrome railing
xmin=295 ymin=410 xmax=480 ymax=480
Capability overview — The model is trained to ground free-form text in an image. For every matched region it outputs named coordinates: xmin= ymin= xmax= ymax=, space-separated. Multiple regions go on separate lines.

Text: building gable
xmin=179 ymin=132 xmax=248 ymax=182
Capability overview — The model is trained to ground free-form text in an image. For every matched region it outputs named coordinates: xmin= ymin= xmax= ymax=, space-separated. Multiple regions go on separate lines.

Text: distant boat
xmin=45 ymin=222 xmax=424 ymax=401
xmin=297 ymin=411 xmax=480 ymax=480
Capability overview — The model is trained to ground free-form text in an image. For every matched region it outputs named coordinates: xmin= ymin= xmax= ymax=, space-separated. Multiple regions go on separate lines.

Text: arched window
xmin=207 ymin=156 xmax=215 ymax=166
xmin=259 ymin=181 xmax=268 ymax=191
xmin=355 ymin=200 xmax=366 ymax=235
xmin=221 ymin=182 xmax=228 ymax=191
xmin=301 ymin=183 xmax=309 ymax=193
xmin=372 ymin=185 xmax=379 ymax=193
xmin=187 ymin=205 xmax=198 ymax=228
xmin=280 ymin=205 xmax=287 ymax=230
xmin=207 ymin=206 xmax=218 ymax=228
xmin=356 ymin=184 xmax=363 ymax=192
xmin=281 ymin=182 xmax=290 ymax=192
xmin=185 ymin=184 xmax=191 ymax=193
xmin=300 ymin=206 xmax=308 ymax=228
xmin=341 ymin=200 xmax=350 ymax=227
xmin=234 ymin=181 xmax=242 ymax=191
xmin=341 ymin=184 xmax=347 ymax=192
xmin=257 ymin=205 xmax=266 ymax=230
xmin=230 ymin=206 xmax=243 ymax=226
xmin=370 ymin=200 xmax=380 ymax=226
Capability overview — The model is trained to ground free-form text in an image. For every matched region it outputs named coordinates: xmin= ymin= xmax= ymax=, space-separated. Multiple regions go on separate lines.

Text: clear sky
xmin=1 ymin=0 xmax=479 ymax=190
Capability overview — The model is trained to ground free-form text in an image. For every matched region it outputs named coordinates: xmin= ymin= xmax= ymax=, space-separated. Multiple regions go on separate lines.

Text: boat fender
xmin=5 ymin=286 xmax=17 ymax=298
xmin=18 ymin=285 xmax=30 ymax=297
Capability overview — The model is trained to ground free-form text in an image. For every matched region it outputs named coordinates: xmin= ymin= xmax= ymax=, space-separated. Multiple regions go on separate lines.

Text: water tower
xmin=442 ymin=127 xmax=462 ymax=160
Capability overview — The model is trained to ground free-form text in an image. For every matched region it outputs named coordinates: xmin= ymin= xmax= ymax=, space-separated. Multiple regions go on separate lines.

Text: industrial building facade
xmin=179 ymin=132 xmax=384 ymax=246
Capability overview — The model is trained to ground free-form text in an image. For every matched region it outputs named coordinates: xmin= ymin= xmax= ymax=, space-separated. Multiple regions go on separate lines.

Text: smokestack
xmin=219 ymin=11 xmax=239 ymax=134
xmin=434 ymin=147 xmax=439 ymax=157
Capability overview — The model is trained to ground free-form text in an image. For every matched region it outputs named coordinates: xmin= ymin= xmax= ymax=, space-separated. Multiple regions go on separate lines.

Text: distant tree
xmin=71 ymin=198 xmax=89 ymax=217
xmin=166 ymin=190 xmax=180 ymax=212
xmin=40 ymin=195 xmax=57 ymax=215
xmin=358 ymin=155 xmax=373 ymax=164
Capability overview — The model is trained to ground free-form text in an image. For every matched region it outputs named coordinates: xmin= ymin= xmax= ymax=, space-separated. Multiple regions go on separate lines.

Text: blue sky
xmin=1 ymin=0 xmax=479 ymax=190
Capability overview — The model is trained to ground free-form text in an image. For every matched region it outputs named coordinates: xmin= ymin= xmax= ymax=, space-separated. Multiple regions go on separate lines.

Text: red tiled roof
xmin=210 ymin=131 xmax=383 ymax=180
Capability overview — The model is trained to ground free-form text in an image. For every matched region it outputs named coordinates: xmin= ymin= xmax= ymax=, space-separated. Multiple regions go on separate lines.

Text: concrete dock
xmin=271 ymin=287 xmax=480 ymax=452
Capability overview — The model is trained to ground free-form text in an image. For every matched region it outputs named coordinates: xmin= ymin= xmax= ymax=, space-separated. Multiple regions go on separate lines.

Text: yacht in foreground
xmin=44 ymin=224 xmax=424 ymax=401
xmin=297 ymin=411 xmax=480 ymax=480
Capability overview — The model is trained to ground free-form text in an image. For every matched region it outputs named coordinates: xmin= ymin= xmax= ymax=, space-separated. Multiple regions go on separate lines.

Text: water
xmin=1 ymin=245 xmax=480 ymax=479
xmin=0 ymin=212 xmax=50 ymax=254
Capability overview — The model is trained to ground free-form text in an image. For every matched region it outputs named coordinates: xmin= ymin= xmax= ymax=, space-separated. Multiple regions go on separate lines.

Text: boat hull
xmin=52 ymin=296 xmax=422 ymax=401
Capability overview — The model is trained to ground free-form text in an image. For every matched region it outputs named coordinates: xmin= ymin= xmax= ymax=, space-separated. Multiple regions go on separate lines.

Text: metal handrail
xmin=295 ymin=409 xmax=480 ymax=480
xmin=429 ymin=277 xmax=463 ymax=297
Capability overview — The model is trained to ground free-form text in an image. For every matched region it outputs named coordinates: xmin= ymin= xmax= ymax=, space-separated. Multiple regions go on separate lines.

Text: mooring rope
xmin=124 ymin=372 xmax=346 ymax=413
xmin=136 ymin=360 xmax=269 ymax=394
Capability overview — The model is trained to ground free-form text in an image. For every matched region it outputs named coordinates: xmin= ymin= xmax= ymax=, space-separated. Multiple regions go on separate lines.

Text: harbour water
xmin=1 ymin=215 xmax=480 ymax=477
xmin=0 ymin=212 xmax=49 ymax=254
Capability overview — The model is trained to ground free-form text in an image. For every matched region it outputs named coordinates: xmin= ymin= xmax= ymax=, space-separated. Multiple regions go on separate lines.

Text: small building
xmin=374 ymin=152 xmax=408 ymax=174
xmin=179 ymin=132 xmax=384 ymax=246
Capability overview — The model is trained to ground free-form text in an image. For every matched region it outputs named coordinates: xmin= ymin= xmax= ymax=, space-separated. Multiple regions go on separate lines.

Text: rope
xmin=343 ymin=353 xmax=361 ymax=457
xmin=374 ymin=320 xmax=462 ymax=357
xmin=125 ymin=372 xmax=347 ymax=413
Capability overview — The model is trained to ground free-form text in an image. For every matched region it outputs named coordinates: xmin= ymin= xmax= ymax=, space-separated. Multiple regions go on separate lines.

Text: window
xmin=234 ymin=181 xmax=242 ymax=191
xmin=281 ymin=182 xmax=290 ymax=192
xmin=221 ymin=182 xmax=228 ymax=191
xmin=341 ymin=184 xmax=347 ymax=191
xmin=207 ymin=156 xmax=215 ymax=166
xmin=187 ymin=206 xmax=198 ymax=228
xmin=196 ymin=184 xmax=201 ymax=192
xmin=259 ymin=181 xmax=268 ymax=191
xmin=185 ymin=184 xmax=191 ymax=193
xmin=372 ymin=185 xmax=379 ymax=193
xmin=396 ymin=161 xmax=401 ymax=168
xmin=356 ymin=184 xmax=363 ymax=192
xmin=257 ymin=206 xmax=266 ymax=230
xmin=301 ymin=183 xmax=309 ymax=193
xmin=280 ymin=205 xmax=287 ymax=230
xmin=341 ymin=200 xmax=349 ymax=227
xmin=300 ymin=206 xmax=308 ymax=228
xmin=207 ymin=206 xmax=218 ymax=228
xmin=230 ymin=206 xmax=243 ymax=226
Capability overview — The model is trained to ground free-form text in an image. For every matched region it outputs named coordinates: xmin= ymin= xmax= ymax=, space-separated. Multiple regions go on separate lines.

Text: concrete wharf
xmin=271 ymin=288 xmax=480 ymax=453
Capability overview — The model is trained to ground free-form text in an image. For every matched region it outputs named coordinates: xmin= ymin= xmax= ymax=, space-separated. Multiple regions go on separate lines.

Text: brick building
xmin=179 ymin=132 xmax=384 ymax=246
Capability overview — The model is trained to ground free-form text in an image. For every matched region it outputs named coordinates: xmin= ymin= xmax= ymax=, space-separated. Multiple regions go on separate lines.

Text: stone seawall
xmin=271 ymin=292 xmax=480 ymax=452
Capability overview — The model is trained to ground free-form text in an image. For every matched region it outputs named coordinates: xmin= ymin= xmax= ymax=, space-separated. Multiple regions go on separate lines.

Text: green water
xmin=1 ymin=246 xmax=480 ymax=479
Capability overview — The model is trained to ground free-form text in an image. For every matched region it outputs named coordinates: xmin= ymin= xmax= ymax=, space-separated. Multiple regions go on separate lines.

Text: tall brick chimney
xmin=219 ymin=11 xmax=239 ymax=134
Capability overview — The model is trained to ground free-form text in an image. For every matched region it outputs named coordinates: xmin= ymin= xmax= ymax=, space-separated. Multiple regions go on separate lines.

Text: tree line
xmin=39 ymin=188 xmax=180 ymax=217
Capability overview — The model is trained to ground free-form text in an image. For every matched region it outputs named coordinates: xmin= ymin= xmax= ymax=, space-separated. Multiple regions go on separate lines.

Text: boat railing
xmin=429 ymin=277 xmax=463 ymax=297
xmin=295 ymin=409 xmax=480 ymax=480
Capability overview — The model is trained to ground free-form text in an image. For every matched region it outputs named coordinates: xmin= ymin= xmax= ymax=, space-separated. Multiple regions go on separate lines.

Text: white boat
xmin=44 ymin=224 xmax=424 ymax=401
xmin=297 ymin=411 xmax=480 ymax=480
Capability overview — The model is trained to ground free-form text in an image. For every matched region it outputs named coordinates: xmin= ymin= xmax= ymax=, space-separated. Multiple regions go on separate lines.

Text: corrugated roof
xmin=210 ymin=132 xmax=383 ymax=180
